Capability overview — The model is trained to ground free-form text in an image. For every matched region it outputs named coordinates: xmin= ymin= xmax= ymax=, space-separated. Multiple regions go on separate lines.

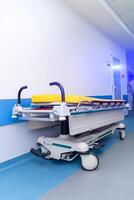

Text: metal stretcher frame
xmin=12 ymin=82 xmax=127 ymax=171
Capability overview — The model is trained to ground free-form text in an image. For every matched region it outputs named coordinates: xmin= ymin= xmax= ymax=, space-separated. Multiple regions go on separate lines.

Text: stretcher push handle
xmin=18 ymin=86 xmax=28 ymax=105
xmin=49 ymin=82 xmax=65 ymax=102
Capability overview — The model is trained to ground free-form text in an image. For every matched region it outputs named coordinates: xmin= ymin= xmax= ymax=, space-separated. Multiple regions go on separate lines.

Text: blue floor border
xmin=0 ymin=153 xmax=32 ymax=171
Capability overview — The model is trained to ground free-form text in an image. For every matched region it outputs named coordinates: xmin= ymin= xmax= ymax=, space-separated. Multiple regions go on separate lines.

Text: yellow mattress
xmin=32 ymin=94 xmax=125 ymax=104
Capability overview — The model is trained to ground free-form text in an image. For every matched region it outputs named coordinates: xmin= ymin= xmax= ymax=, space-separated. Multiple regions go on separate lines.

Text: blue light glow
xmin=112 ymin=65 xmax=121 ymax=70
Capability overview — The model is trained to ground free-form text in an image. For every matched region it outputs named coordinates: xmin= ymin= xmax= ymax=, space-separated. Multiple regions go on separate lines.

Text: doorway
xmin=112 ymin=57 xmax=121 ymax=100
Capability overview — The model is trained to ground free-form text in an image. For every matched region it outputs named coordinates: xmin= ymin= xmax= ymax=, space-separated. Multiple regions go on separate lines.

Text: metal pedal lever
xmin=30 ymin=148 xmax=50 ymax=158
xmin=93 ymin=142 xmax=105 ymax=150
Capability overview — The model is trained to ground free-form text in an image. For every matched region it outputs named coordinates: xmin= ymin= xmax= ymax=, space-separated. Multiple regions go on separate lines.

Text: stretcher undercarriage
xmin=12 ymin=82 xmax=127 ymax=171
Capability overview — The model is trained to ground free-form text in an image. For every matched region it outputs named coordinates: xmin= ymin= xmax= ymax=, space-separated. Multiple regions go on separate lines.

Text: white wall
xmin=0 ymin=0 xmax=127 ymax=163
xmin=0 ymin=123 xmax=60 ymax=163
xmin=0 ymin=0 xmax=127 ymax=98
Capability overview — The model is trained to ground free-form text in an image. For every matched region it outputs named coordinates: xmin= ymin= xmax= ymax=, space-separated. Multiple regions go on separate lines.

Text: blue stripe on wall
xmin=0 ymin=99 xmax=31 ymax=126
xmin=92 ymin=95 xmax=128 ymax=102
xmin=123 ymin=95 xmax=128 ymax=102
xmin=0 ymin=94 xmax=128 ymax=126
xmin=91 ymin=95 xmax=112 ymax=99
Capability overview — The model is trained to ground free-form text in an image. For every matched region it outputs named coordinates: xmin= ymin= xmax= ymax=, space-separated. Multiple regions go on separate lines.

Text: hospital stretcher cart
xmin=12 ymin=82 xmax=127 ymax=171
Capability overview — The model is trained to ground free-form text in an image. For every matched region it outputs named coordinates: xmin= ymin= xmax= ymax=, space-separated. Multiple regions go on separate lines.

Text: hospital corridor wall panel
xmin=0 ymin=0 xmax=128 ymax=163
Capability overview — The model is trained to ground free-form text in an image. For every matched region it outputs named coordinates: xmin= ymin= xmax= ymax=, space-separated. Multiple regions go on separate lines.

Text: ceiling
xmin=64 ymin=0 xmax=134 ymax=50
xmin=106 ymin=0 xmax=134 ymax=33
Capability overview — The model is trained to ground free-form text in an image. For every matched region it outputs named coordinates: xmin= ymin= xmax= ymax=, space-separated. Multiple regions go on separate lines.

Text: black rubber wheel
xmin=119 ymin=131 xmax=126 ymax=140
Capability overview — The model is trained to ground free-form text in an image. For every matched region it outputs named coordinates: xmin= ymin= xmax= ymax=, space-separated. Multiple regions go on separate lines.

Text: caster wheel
xmin=45 ymin=155 xmax=52 ymax=160
xmin=80 ymin=153 xmax=99 ymax=171
xmin=119 ymin=130 xmax=126 ymax=140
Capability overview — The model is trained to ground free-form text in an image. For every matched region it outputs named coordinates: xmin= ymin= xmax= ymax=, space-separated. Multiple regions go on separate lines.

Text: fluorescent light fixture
xmin=112 ymin=65 xmax=121 ymax=70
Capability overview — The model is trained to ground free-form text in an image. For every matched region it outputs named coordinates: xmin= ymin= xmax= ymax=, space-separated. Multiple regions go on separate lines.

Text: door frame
xmin=110 ymin=55 xmax=122 ymax=100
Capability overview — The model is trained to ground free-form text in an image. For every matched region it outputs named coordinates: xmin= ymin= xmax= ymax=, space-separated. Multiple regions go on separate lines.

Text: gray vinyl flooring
xmin=40 ymin=132 xmax=134 ymax=200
